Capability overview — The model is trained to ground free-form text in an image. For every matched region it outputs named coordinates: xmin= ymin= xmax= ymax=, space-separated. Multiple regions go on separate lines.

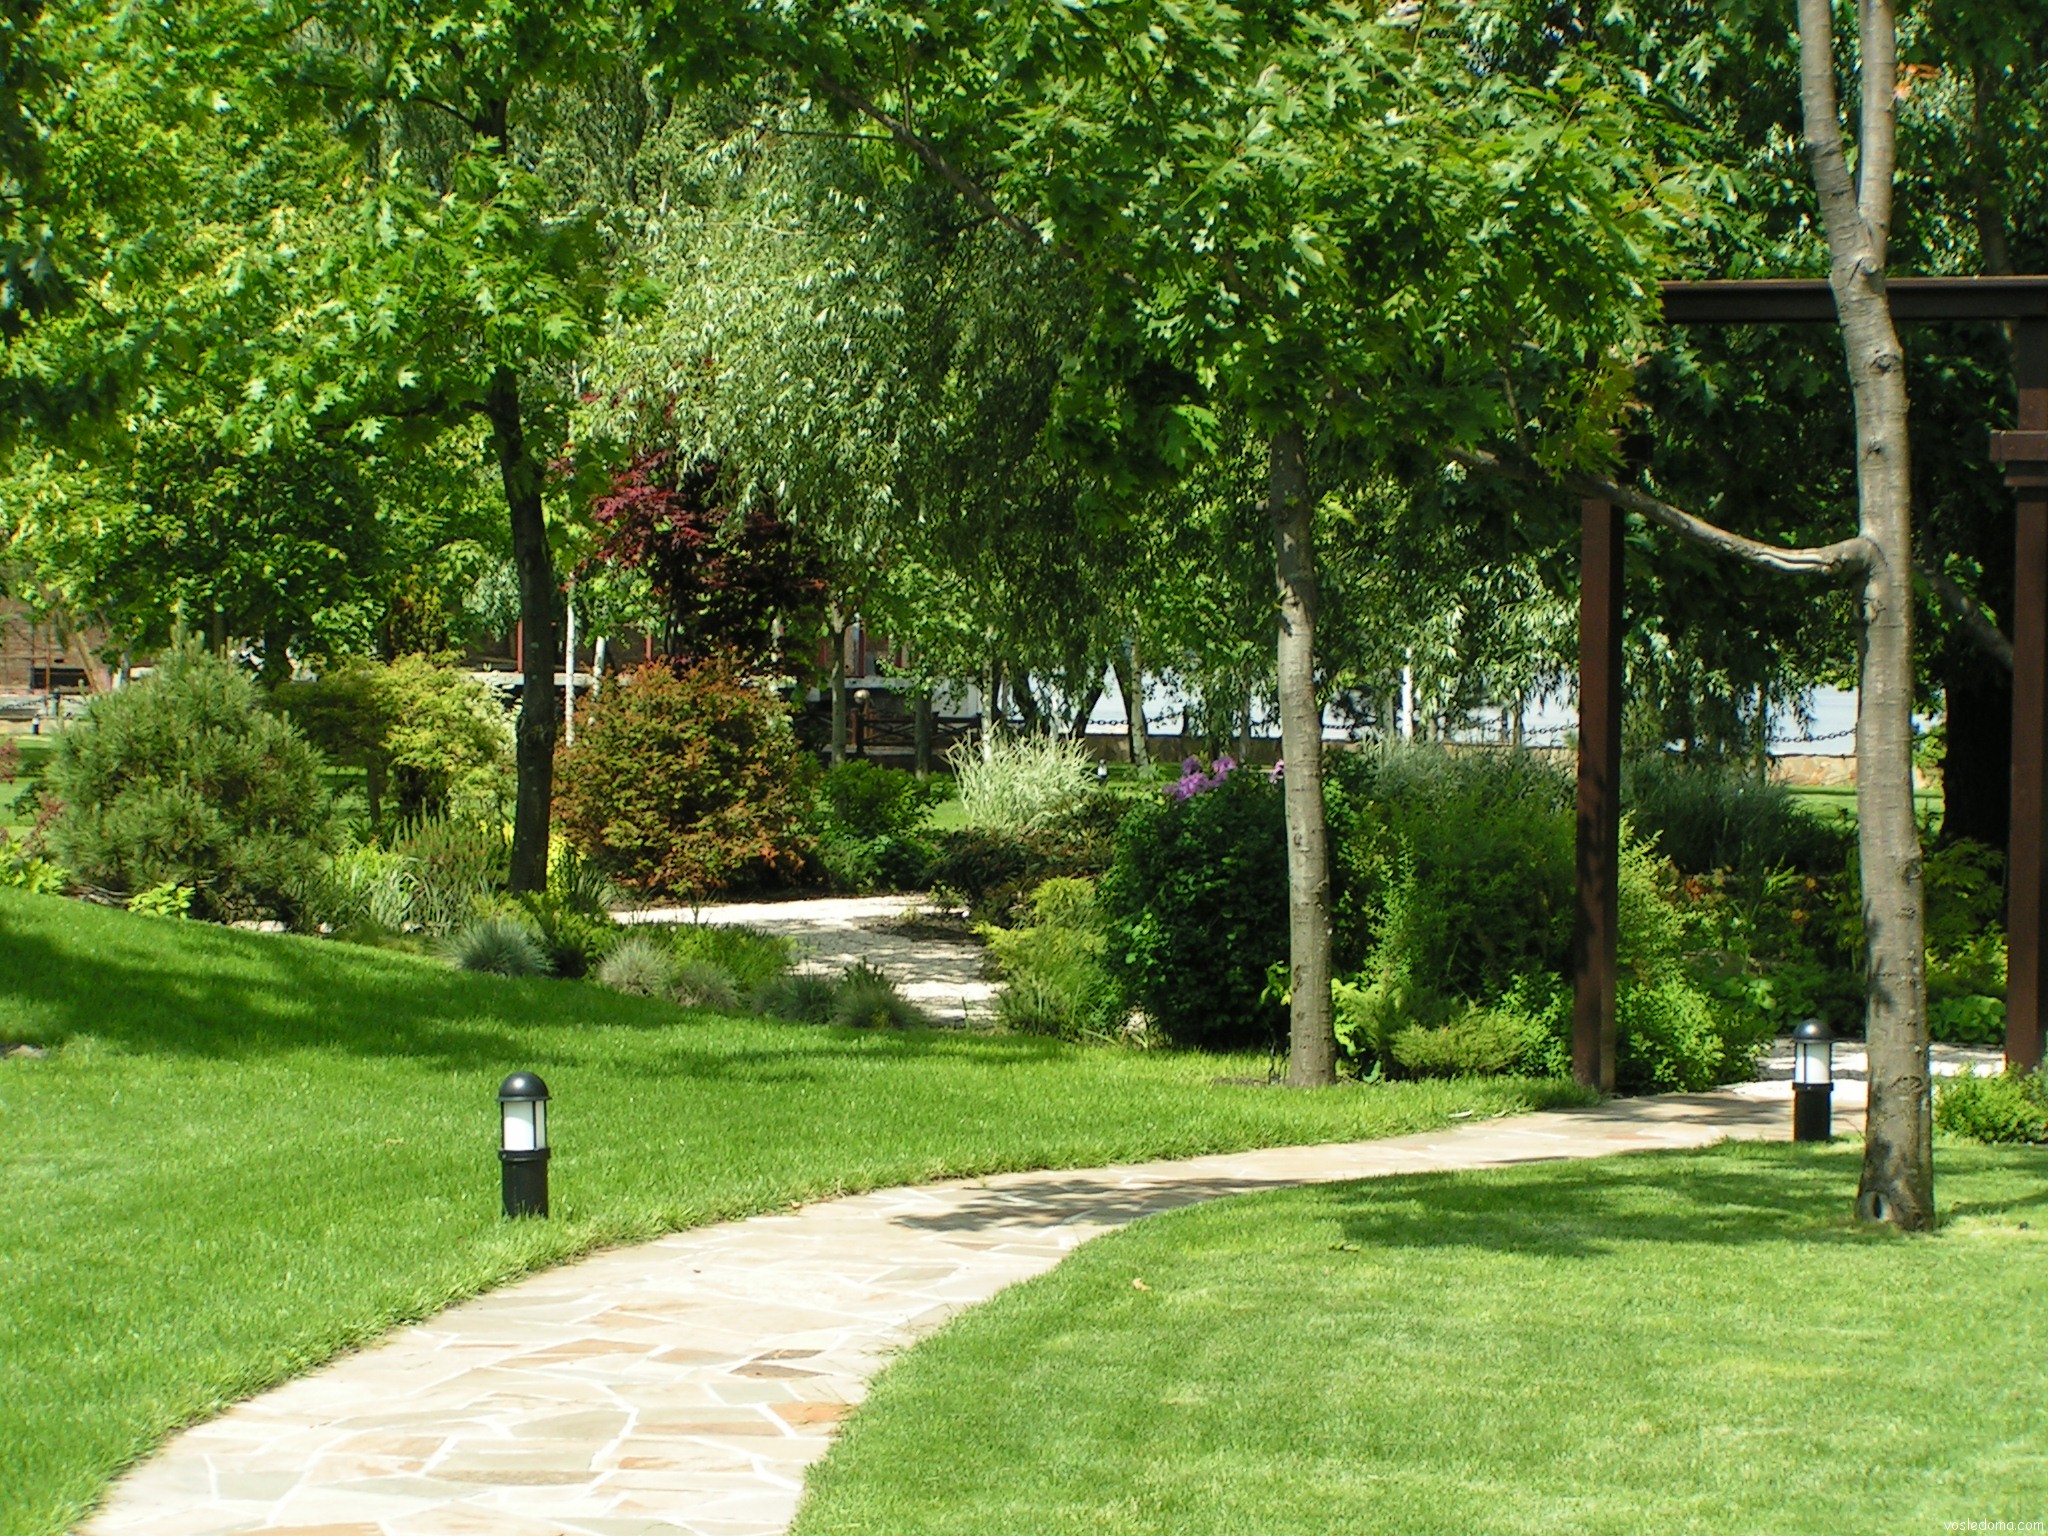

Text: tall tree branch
xmin=817 ymin=77 xmax=1047 ymax=249
xmin=1919 ymin=561 xmax=2013 ymax=670
xmin=1854 ymin=0 xmax=1898 ymax=259
xmin=1452 ymin=447 xmax=1875 ymax=577
xmin=1797 ymin=0 xmax=1872 ymax=265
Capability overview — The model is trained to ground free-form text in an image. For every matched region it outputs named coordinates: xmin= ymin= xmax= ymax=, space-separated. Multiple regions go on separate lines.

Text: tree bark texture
xmin=486 ymin=365 xmax=558 ymax=896
xmin=1114 ymin=640 xmax=1149 ymax=768
xmin=1269 ymin=424 xmax=1336 ymax=1086
xmin=1798 ymin=0 xmax=1933 ymax=1228
xmin=828 ymin=609 xmax=849 ymax=767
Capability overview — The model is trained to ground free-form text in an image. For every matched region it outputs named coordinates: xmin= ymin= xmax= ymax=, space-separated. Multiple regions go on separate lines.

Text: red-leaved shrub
xmin=553 ymin=658 xmax=815 ymax=897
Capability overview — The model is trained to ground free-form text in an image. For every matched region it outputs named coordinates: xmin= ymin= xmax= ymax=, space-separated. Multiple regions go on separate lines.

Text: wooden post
xmin=1574 ymin=497 xmax=1624 ymax=1091
xmin=1995 ymin=319 xmax=2048 ymax=1072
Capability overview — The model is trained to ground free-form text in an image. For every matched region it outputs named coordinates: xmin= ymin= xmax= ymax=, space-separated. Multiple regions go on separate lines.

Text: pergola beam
xmin=1568 ymin=277 xmax=2048 ymax=1089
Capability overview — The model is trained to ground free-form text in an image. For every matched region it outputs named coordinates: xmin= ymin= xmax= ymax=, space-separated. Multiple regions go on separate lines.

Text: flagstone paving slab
xmin=81 ymin=1082 xmax=1863 ymax=1536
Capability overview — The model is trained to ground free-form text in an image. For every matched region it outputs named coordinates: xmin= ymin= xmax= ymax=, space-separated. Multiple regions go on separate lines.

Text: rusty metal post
xmin=1574 ymin=497 xmax=1624 ymax=1091
xmin=1995 ymin=319 xmax=2048 ymax=1072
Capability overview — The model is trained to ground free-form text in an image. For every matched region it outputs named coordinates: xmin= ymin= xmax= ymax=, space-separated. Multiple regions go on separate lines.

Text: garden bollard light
xmin=1790 ymin=1019 xmax=1834 ymax=1142
xmin=499 ymin=1071 xmax=551 ymax=1218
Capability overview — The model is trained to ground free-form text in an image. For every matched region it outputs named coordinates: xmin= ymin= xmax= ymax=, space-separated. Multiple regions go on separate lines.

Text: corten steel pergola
xmin=1570 ymin=275 xmax=2048 ymax=1090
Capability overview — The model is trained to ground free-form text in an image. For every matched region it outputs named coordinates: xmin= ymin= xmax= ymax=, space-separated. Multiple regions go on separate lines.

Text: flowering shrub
xmin=1163 ymin=754 xmax=1239 ymax=802
xmin=553 ymin=658 xmax=815 ymax=898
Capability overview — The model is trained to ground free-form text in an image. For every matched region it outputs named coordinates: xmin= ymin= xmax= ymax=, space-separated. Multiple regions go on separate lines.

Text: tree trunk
xmin=1270 ymin=423 xmax=1336 ymax=1086
xmin=1012 ymin=667 xmax=1043 ymax=734
xmin=828 ymin=608 xmax=849 ymax=767
xmin=913 ymin=690 xmax=935 ymax=777
xmin=486 ymin=364 xmax=557 ymax=896
xmin=1114 ymin=641 xmax=1150 ymax=768
xmin=1798 ymin=0 xmax=1932 ymax=1228
xmin=983 ymin=657 xmax=1005 ymax=759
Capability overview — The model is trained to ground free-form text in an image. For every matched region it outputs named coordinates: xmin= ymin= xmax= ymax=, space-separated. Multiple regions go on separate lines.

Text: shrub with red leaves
xmin=553 ymin=657 xmax=816 ymax=898
xmin=590 ymin=454 xmax=826 ymax=665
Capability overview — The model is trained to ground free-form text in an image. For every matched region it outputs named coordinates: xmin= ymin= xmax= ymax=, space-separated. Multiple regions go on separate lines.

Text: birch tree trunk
xmin=1270 ymin=423 xmax=1336 ymax=1085
xmin=1798 ymin=0 xmax=1933 ymax=1228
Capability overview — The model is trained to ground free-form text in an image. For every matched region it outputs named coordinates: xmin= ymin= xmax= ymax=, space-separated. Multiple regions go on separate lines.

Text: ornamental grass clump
xmin=832 ymin=961 xmax=932 ymax=1029
xmin=753 ymin=971 xmax=841 ymax=1024
xmin=949 ymin=734 xmax=1094 ymax=831
xmin=594 ymin=933 xmax=676 ymax=998
xmin=444 ymin=914 xmax=551 ymax=977
xmin=669 ymin=958 xmax=742 ymax=1013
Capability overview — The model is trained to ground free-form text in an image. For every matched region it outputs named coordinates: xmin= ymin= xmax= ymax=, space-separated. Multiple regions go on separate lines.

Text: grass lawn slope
xmin=793 ymin=1141 xmax=2048 ymax=1536
xmin=0 ymin=888 xmax=1585 ymax=1536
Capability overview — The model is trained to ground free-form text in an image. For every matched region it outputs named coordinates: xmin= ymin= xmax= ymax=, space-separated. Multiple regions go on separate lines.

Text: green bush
xmin=1390 ymin=1003 xmax=1548 ymax=1078
xmin=664 ymin=922 xmax=793 ymax=994
xmin=753 ymin=971 xmax=840 ymax=1024
xmin=44 ymin=642 xmax=335 ymax=921
xmin=984 ymin=877 xmax=1123 ymax=1040
xmin=593 ymin=933 xmax=676 ymax=997
xmin=948 ymin=734 xmax=1094 ymax=831
xmin=276 ymin=656 xmax=512 ymax=830
xmin=517 ymin=891 xmax=619 ymax=979
xmin=819 ymin=761 xmax=947 ymax=839
xmin=1624 ymin=756 xmax=1849 ymax=878
xmin=444 ymin=914 xmax=551 ymax=977
xmin=0 ymin=831 xmax=65 ymax=895
xmin=1327 ymin=745 xmax=1574 ymax=1001
xmin=1099 ymin=764 xmax=1288 ymax=1051
xmin=928 ymin=795 xmax=1125 ymax=920
xmin=553 ymin=658 xmax=816 ymax=898
xmin=832 ymin=960 xmax=932 ymax=1029
xmin=1934 ymin=1068 xmax=2048 ymax=1145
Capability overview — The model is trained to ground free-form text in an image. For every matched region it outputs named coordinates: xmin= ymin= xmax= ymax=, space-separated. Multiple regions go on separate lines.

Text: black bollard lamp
xmin=498 ymin=1071 xmax=551 ymax=1218
xmin=1790 ymin=1019 xmax=1834 ymax=1143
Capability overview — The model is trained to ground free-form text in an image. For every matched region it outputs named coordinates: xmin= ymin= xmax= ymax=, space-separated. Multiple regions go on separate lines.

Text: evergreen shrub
xmin=45 ymin=642 xmax=334 ymax=921
xmin=553 ymin=658 xmax=815 ymax=897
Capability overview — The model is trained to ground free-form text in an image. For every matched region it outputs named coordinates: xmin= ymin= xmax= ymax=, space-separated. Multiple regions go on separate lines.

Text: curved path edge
xmin=81 ymin=1082 xmax=1858 ymax=1536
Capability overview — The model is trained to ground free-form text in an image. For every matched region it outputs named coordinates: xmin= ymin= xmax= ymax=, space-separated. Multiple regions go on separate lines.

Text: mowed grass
xmin=793 ymin=1142 xmax=2048 ymax=1536
xmin=0 ymin=888 xmax=1587 ymax=1536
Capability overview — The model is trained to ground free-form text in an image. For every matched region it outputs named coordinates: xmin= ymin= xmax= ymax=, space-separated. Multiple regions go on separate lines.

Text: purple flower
xmin=1268 ymin=759 xmax=1284 ymax=784
xmin=1213 ymin=755 xmax=1237 ymax=779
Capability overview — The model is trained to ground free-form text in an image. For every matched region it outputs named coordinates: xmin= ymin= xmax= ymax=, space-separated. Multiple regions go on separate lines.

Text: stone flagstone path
xmin=81 ymin=1081 xmax=1864 ymax=1536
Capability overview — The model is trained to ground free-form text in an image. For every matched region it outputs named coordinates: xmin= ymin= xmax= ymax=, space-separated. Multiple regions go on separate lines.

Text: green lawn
xmin=0 ymin=888 xmax=1586 ymax=1536
xmin=794 ymin=1141 xmax=2048 ymax=1536
xmin=1786 ymin=780 xmax=1942 ymax=831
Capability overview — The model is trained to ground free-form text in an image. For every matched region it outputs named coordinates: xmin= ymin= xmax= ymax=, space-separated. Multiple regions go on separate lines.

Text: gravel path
xmin=619 ymin=895 xmax=998 ymax=1026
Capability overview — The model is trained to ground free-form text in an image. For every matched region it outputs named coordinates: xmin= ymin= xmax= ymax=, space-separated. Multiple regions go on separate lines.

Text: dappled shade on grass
xmin=791 ymin=1142 xmax=2048 ymax=1536
xmin=0 ymin=888 xmax=1587 ymax=1536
